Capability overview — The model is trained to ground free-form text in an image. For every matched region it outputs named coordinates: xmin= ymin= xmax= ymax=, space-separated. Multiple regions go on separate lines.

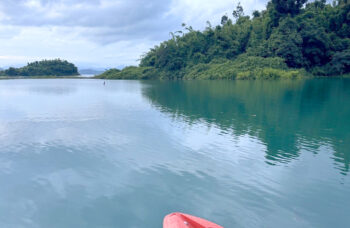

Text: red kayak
xmin=163 ymin=212 xmax=223 ymax=228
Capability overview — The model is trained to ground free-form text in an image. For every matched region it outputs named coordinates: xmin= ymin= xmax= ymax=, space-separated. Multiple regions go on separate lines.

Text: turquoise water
xmin=0 ymin=79 xmax=349 ymax=228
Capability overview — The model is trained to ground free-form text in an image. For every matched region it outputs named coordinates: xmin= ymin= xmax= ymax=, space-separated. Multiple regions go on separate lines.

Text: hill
xmin=97 ymin=0 xmax=350 ymax=80
xmin=0 ymin=59 xmax=79 ymax=77
xmin=79 ymin=69 xmax=105 ymax=75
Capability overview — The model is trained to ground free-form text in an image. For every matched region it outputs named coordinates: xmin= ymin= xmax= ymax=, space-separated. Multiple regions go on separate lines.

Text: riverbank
xmin=1 ymin=73 xmax=347 ymax=81
xmin=95 ymin=56 xmax=312 ymax=80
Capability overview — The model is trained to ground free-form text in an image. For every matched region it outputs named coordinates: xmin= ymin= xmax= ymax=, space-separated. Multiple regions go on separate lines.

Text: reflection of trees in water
xmin=142 ymin=79 xmax=350 ymax=174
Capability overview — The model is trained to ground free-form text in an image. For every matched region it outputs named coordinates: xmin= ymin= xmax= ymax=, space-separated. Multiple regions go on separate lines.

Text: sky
xmin=0 ymin=0 xmax=268 ymax=69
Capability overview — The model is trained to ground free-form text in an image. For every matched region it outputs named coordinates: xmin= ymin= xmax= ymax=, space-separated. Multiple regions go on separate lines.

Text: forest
xmin=98 ymin=0 xmax=350 ymax=80
xmin=0 ymin=59 xmax=79 ymax=77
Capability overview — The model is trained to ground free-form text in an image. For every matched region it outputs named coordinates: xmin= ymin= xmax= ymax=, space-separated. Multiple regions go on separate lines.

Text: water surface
xmin=0 ymin=79 xmax=349 ymax=228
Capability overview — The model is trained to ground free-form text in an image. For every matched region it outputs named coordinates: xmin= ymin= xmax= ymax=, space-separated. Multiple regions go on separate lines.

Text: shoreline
xmin=1 ymin=73 xmax=349 ymax=80
xmin=94 ymin=73 xmax=350 ymax=80
xmin=0 ymin=76 xmax=95 ymax=80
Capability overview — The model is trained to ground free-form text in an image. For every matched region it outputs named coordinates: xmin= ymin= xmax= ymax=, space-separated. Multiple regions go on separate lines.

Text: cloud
xmin=0 ymin=0 xmax=268 ymax=68
xmin=0 ymin=0 xmax=267 ymax=43
xmin=0 ymin=0 xmax=176 ymax=42
xmin=0 ymin=25 xmax=21 ymax=38
xmin=169 ymin=0 xmax=267 ymax=29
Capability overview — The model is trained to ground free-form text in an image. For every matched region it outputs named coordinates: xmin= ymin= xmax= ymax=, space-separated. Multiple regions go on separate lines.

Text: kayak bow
xmin=163 ymin=212 xmax=223 ymax=228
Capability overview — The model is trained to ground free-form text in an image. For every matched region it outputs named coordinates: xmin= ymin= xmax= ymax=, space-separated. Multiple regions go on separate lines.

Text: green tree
xmin=327 ymin=49 xmax=350 ymax=74
xmin=299 ymin=20 xmax=332 ymax=67
xmin=266 ymin=17 xmax=304 ymax=67
xmin=233 ymin=2 xmax=244 ymax=19
xmin=252 ymin=10 xmax=261 ymax=18
xmin=5 ymin=67 xmax=20 ymax=76
xmin=271 ymin=0 xmax=308 ymax=15
xmin=221 ymin=15 xmax=229 ymax=25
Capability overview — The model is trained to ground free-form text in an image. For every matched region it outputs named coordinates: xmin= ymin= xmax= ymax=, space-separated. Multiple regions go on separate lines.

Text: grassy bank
xmin=96 ymin=55 xmax=308 ymax=80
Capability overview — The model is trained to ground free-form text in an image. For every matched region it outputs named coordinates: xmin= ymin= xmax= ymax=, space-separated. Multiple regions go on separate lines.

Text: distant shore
xmin=0 ymin=75 xmax=94 ymax=80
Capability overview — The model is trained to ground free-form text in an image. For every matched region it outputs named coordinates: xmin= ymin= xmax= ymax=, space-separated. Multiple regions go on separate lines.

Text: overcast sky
xmin=0 ymin=0 xmax=268 ymax=69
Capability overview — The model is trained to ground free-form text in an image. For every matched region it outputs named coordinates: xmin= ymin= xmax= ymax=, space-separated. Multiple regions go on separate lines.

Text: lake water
xmin=0 ymin=79 xmax=349 ymax=228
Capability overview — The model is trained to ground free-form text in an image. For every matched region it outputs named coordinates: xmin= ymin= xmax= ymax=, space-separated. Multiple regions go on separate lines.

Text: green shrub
xmin=97 ymin=66 xmax=158 ymax=79
xmin=97 ymin=69 xmax=121 ymax=79
xmin=98 ymin=55 xmax=305 ymax=80
xmin=236 ymin=71 xmax=252 ymax=79
xmin=183 ymin=55 xmax=296 ymax=80
xmin=237 ymin=68 xmax=302 ymax=80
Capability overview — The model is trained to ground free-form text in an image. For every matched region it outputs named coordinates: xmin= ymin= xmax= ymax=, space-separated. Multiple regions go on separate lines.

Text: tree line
xmin=0 ymin=59 xmax=79 ymax=77
xmin=99 ymin=0 xmax=350 ymax=79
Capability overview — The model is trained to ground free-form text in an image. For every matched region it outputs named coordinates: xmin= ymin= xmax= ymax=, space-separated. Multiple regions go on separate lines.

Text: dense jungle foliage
xmin=0 ymin=59 xmax=79 ymax=76
xmin=98 ymin=0 xmax=350 ymax=80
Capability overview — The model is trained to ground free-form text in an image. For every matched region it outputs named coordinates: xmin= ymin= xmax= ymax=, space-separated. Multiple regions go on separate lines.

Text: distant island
xmin=0 ymin=59 xmax=79 ymax=77
xmin=97 ymin=0 xmax=350 ymax=80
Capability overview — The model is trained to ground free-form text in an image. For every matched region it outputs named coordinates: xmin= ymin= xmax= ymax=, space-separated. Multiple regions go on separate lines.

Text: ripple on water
xmin=0 ymin=79 xmax=349 ymax=228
